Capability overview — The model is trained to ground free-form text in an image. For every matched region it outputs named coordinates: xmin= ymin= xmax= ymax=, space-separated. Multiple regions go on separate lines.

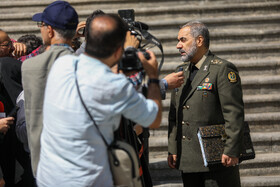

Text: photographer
xmin=37 ymin=14 xmax=162 ymax=187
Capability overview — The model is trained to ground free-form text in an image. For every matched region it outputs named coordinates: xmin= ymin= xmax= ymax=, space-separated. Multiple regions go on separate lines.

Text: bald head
xmin=0 ymin=30 xmax=14 ymax=57
xmin=91 ymin=16 xmax=116 ymax=33
xmin=0 ymin=30 xmax=10 ymax=44
xmin=85 ymin=14 xmax=128 ymax=59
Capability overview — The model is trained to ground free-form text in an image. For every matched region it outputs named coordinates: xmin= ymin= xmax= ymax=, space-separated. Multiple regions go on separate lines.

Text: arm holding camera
xmin=138 ymin=50 xmax=162 ymax=129
xmin=124 ymin=31 xmax=139 ymax=49
xmin=74 ymin=21 xmax=86 ymax=38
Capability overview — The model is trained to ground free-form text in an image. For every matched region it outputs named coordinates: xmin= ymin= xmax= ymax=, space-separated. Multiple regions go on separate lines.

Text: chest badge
xmin=228 ymin=72 xmax=237 ymax=83
xmin=203 ymin=65 xmax=208 ymax=71
xmin=205 ymin=77 xmax=210 ymax=83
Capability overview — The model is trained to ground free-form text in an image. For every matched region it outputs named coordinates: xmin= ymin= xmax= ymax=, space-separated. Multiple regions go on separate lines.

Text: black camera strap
xmin=74 ymin=60 xmax=109 ymax=148
xmin=140 ymin=30 xmax=164 ymax=72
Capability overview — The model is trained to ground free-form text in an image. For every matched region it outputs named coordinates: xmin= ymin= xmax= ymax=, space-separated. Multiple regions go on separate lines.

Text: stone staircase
xmin=1 ymin=0 xmax=280 ymax=186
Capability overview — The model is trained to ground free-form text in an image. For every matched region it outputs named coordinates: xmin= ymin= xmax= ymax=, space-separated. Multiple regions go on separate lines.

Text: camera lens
xmin=78 ymin=27 xmax=85 ymax=35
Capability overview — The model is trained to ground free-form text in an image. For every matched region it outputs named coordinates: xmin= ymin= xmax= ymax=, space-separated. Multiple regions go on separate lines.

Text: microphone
xmin=175 ymin=67 xmax=184 ymax=92
xmin=0 ymin=101 xmax=6 ymax=118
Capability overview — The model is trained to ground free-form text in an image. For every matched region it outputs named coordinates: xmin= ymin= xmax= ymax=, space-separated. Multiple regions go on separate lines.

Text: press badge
xmin=197 ymin=83 xmax=213 ymax=91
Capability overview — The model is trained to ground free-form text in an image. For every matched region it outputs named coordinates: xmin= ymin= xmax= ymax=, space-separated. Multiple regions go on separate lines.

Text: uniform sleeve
xmin=217 ymin=62 xmax=244 ymax=157
xmin=168 ymin=89 xmax=177 ymax=154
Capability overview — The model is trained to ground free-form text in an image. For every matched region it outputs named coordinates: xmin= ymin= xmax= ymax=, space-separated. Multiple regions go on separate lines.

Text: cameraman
xmin=37 ymin=14 xmax=162 ymax=187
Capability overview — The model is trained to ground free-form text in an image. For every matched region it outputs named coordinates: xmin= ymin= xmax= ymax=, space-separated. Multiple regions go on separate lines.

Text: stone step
xmin=153 ymin=176 xmax=280 ymax=187
xmin=149 ymin=13 xmax=280 ymax=30
xmin=149 ymin=152 xmax=280 ymax=178
xmin=161 ymin=40 xmax=280 ymax=60
xmin=159 ymin=74 xmax=280 ymax=97
xmin=160 ymin=58 xmax=280 ymax=76
xmin=241 ymin=75 xmax=280 ymax=95
xmin=1 ymin=0 xmax=279 ymax=16
xmin=161 ymin=94 xmax=280 ymax=114
xmin=2 ymin=11 xmax=280 ymax=41
xmin=153 ymin=111 xmax=280 ymax=134
xmin=159 ymin=74 xmax=280 ymax=96
xmin=155 ymin=27 xmax=280 ymax=45
xmin=148 ymin=131 xmax=280 ymax=154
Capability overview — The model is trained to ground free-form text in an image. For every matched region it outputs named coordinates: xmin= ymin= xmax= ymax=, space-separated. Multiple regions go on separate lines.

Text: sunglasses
xmin=37 ymin=22 xmax=49 ymax=27
xmin=0 ymin=40 xmax=12 ymax=47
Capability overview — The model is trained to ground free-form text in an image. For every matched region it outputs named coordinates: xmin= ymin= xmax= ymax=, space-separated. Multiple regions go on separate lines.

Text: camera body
xmin=119 ymin=47 xmax=150 ymax=71
xmin=118 ymin=9 xmax=150 ymax=71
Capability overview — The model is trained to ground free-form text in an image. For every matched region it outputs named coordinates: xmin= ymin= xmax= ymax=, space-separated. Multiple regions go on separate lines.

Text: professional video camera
xmin=118 ymin=9 xmax=164 ymax=72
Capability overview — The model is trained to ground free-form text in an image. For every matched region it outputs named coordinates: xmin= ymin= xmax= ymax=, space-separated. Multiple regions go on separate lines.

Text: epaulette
xmin=211 ymin=59 xmax=223 ymax=65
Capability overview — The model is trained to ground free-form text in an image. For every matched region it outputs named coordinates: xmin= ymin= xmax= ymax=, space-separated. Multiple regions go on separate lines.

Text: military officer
xmin=167 ymin=21 xmax=244 ymax=187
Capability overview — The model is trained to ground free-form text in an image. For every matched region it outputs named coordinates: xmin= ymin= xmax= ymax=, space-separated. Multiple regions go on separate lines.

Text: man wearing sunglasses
xmin=0 ymin=29 xmax=27 ymax=58
xmin=21 ymin=1 xmax=78 ymax=177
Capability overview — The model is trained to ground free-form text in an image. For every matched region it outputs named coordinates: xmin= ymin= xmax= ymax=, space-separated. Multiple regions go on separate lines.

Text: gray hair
xmin=180 ymin=21 xmax=210 ymax=49
xmin=53 ymin=28 xmax=76 ymax=40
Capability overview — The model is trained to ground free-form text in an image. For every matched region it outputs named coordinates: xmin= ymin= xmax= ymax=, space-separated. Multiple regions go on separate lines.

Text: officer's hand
xmin=168 ymin=154 xmax=177 ymax=169
xmin=124 ymin=31 xmax=139 ymax=49
xmin=138 ymin=50 xmax=158 ymax=78
xmin=163 ymin=71 xmax=184 ymax=89
xmin=0 ymin=117 xmax=14 ymax=134
xmin=221 ymin=154 xmax=239 ymax=167
xmin=13 ymin=42 xmax=27 ymax=57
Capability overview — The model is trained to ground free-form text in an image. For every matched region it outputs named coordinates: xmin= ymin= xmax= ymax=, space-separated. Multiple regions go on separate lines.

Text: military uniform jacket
xmin=22 ymin=45 xmax=73 ymax=176
xmin=168 ymin=51 xmax=244 ymax=172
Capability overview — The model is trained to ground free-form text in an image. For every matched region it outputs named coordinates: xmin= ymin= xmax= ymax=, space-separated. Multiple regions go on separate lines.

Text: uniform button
xmin=182 ymin=121 xmax=185 ymax=125
xmin=183 ymin=105 xmax=190 ymax=109
xmin=182 ymin=136 xmax=186 ymax=140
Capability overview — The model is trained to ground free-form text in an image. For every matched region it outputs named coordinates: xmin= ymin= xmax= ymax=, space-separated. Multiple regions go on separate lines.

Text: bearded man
xmin=167 ymin=21 xmax=245 ymax=187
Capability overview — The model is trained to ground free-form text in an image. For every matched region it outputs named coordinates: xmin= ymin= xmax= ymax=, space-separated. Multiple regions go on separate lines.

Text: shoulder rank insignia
xmin=228 ymin=72 xmax=237 ymax=83
xmin=211 ymin=59 xmax=223 ymax=65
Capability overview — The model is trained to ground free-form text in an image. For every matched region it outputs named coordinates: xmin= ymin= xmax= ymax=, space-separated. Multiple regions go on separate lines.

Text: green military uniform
xmin=168 ymin=51 xmax=244 ymax=185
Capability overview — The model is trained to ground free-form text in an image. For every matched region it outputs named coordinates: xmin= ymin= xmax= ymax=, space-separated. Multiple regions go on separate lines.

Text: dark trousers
xmin=181 ymin=166 xmax=241 ymax=187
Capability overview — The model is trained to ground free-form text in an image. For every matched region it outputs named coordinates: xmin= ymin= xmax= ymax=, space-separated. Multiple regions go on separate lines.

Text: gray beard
xmin=180 ymin=41 xmax=197 ymax=62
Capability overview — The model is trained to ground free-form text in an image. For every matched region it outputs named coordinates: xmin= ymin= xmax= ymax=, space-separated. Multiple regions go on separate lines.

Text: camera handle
xmin=139 ymin=30 xmax=164 ymax=73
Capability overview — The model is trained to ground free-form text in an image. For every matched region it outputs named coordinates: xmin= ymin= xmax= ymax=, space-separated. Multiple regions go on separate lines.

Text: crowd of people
xmin=0 ymin=1 xmax=245 ymax=187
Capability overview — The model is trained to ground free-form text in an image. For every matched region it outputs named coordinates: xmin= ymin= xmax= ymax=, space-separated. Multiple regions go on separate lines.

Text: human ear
xmin=47 ymin=26 xmax=54 ymax=38
xmin=196 ymin=35 xmax=204 ymax=47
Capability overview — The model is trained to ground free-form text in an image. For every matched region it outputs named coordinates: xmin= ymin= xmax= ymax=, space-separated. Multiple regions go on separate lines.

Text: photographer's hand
xmin=164 ymin=71 xmax=184 ymax=89
xmin=138 ymin=50 xmax=158 ymax=78
xmin=138 ymin=51 xmax=162 ymax=129
xmin=124 ymin=31 xmax=139 ymax=49
xmin=75 ymin=21 xmax=86 ymax=38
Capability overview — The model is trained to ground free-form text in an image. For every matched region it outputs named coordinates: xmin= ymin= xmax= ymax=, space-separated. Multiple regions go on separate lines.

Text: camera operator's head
xmin=85 ymin=14 xmax=128 ymax=67
xmin=84 ymin=10 xmax=105 ymax=41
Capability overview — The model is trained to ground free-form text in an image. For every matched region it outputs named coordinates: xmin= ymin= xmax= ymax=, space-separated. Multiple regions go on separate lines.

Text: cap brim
xmin=32 ymin=13 xmax=43 ymax=22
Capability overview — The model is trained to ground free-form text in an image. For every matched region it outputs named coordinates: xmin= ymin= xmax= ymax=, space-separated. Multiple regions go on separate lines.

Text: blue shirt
xmin=37 ymin=54 xmax=158 ymax=187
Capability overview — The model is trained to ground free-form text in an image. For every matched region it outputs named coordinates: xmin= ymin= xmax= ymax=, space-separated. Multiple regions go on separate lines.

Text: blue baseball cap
xmin=32 ymin=1 xmax=78 ymax=30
